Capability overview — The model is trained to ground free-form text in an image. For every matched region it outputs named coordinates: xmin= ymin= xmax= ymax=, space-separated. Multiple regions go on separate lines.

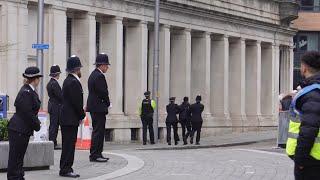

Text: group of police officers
xmin=6 ymin=50 xmax=320 ymax=180
xmin=139 ymin=92 xmax=204 ymax=146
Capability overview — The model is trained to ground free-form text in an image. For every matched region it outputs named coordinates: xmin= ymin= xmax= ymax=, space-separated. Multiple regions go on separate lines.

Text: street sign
xmin=32 ymin=43 xmax=49 ymax=49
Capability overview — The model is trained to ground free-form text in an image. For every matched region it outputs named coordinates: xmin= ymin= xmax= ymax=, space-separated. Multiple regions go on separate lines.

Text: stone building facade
xmin=0 ymin=0 xmax=298 ymax=142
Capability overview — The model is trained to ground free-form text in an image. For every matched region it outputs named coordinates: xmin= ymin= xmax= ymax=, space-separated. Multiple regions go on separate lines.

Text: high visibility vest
xmin=286 ymin=84 xmax=320 ymax=160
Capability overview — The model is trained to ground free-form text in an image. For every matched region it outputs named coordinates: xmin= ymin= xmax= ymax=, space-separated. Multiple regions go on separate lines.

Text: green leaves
xmin=0 ymin=119 xmax=9 ymax=141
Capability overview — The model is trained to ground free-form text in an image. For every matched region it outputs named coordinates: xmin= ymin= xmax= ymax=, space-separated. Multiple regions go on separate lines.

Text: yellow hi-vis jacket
xmin=286 ymin=84 xmax=320 ymax=160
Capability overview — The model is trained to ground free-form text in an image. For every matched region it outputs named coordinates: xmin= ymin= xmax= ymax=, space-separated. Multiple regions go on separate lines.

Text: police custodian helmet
xmin=23 ymin=66 xmax=43 ymax=79
xmin=66 ymin=55 xmax=82 ymax=72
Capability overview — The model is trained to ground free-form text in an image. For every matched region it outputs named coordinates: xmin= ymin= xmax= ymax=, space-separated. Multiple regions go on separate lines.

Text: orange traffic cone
xmin=76 ymin=114 xmax=92 ymax=150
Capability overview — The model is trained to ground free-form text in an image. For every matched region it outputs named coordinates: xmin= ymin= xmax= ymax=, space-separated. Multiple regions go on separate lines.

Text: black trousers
xmin=49 ymin=104 xmax=60 ymax=146
xmin=7 ymin=130 xmax=30 ymax=180
xmin=60 ymin=126 xmax=78 ymax=174
xmin=141 ymin=116 xmax=155 ymax=143
xmin=191 ymin=121 xmax=203 ymax=143
xmin=180 ymin=120 xmax=192 ymax=142
xmin=90 ymin=112 xmax=106 ymax=159
xmin=166 ymin=122 xmax=179 ymax=143
xmin=295 ymin=164 xmax=320 ymax=180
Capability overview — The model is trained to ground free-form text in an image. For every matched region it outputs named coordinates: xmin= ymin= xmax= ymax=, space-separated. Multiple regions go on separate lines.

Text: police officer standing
xmin=47 ymin=65 xmax=62 ymax=150
xmin=190 ymin=95 xmax=204 ymax=145
xmin=87 ymin=53 xmax=110 ymax=162
xmin=139 ymin=91 xmax=156 ymax=145
xmin=59 ymin=56 xmax=86 ymax=178
xmin=286 ymin=51 xmax=320 ymax=180
xmin=166 ymin=97 xmax=179 ymax=145
xmin=179 ymin=97 xmax=192 ymax=145
xmin=7 ymin=67 xmax=42 ymax=180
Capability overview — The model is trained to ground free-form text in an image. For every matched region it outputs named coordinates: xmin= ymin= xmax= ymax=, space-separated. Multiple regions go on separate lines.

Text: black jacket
xmin=179 ymin=102 xmax=191 ymax=121
xmin=190 ymin=102 xmax=204 ymax=122
xmin=166 ymin=103 xmax=179 ymax=123
xmin=87 ymin=69 xmax=110 ymax=113
xmin=294 ymin=74 xmax=320 ymax=167
xmin=46 ymin=78 xmax=63 ymax=114
xmin=8 ymin=84 xmax=41 ymax=136
xmin=60 ymin=74 xmax=86 ymax=126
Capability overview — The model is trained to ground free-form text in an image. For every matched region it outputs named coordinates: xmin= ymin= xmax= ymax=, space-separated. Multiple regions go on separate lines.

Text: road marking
xmin=233 ymin=149 xmax=287 ymax=157
xmin=85 ymin=152 xmax=144 ymax=180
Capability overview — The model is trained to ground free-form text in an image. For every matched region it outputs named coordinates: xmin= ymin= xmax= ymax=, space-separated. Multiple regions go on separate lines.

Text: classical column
xmin=261 ymin=43 xmax=273 ymax=117
xmin=0 ymin=1 xmax=28 ymax=111
xmin=100 ymin=17 xmax=124 ymax=115
xmin=289 ymin=46 xmax=294 ymax=91
xmin=273 ymin=44 xmax=280 ymax=116
xmin=245 ymin=40 xmax=261 ymax=125
xmin=124 ymin=21 xmax=148 ymax=115
xmin=71 ymin=12 xmax=96 ymax=99
xmin=211 ymin=35 xmax=230 ymax=120
xmin=170 ymin=28 xmax=191 ymax=101
xmin=229 ymin=38 xmax=246 ymax=128
xmin=191 ymin=32 xmax=211 ymax=114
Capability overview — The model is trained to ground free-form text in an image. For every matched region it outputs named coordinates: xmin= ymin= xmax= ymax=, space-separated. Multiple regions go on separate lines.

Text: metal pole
xmin=37 ymin=0 xmax=44 ymax=106
xmin=153 ymin=0 xmax=160 ymax=143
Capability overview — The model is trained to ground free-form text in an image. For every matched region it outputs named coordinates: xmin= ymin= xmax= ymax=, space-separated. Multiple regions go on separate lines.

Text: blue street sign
xmin=32 ymin=44 xmax=49 ymax=50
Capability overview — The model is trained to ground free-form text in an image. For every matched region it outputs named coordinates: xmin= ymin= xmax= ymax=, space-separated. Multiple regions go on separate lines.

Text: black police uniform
xmin=47 ymin=66 xmax=62 ymax=148
xmin=179 ymin=101 xmax=192 ymax=144
xmin=7 ymin=67 xmax=42 ymax=180
xmin=59 ymin=57 xmax=85 ymax=177
xmin=166 ymin=99 xmax=179 ymax=145
xmin=87 ymin=54 xmax=111 ymax=161
xmin=190 ymin=98 xmax=204 ymax=144
xmin=140 ymin=96 xmax=155 ymax=144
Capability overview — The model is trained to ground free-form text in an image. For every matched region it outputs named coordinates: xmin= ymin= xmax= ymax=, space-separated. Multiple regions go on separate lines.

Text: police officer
xmin=166 ymin=97 xmax=179 ymax=145
xmin=59 ymin=56 xmax=86 ymax=178
xmin=190 ymin=95 xmax=204 ymax=145
xmin=47 ymin=65 xmax=62 ymax=150
xmin=139 ymin=91 xmax=156 ymax=145
xmin=286 ymin=51 xmax=320 ymax=180
xmin=179 ymin=97 xmax=192 ymax=145
xmin=7 ymin=67 xmax=42 ymax=180
xmin=87 ymin=53 xmax=110 ymax=162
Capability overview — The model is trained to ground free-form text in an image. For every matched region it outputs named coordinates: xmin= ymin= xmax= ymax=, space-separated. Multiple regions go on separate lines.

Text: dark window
xmin=300 ymin=0 xmax=320 ymax=11
xmin=105 ymin=129 xmax=114 ymax=142
xmin=131 ymin=128 xmax=139 ymax=141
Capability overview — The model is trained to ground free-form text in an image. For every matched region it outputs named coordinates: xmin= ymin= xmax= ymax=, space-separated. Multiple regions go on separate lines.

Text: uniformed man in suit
xmin=179 ymin=97 xmax=192 ymax=145
xmin=46 ymin=65 xmax=62 ymax=150
xmin=166 ymin=97 xmax=180 ymax=145
xmin=190 ymin=95 xmax=205 ymax=145
xmin=138 ymin=91 xmax=156 ymax=145
xmin=87 ymin=53 xmax=110 ymax=162
xmin=7 ymin=67 xmax=42 ymax=180
xmin=59 ymin=56 xmax=86 ymax=178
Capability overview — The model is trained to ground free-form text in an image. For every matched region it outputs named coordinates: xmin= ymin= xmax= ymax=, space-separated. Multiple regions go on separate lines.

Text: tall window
xmin=300 ymin=0 xmax=320 ymax=11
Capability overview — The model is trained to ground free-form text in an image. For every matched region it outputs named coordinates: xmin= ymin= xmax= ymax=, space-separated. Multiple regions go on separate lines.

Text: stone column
xmin=273 ymin=44 xmax=280 ymax=116
xmin=245 ymin=40 xmax=261 ymax=127
xmin=229 ymin=38 xmax=246 ymax=129
xmin=289 ymin=46 xmax=294 ymax=91
xmin=71 ymin=12 xmax=96 ymax=99
xmin=170 ymin=28 xmax=191 ymax=102
xmin=191 ymin=32 xmax=211 ymax=114
xmin=124 ymin=21 xmax=148 ymax=115
xmin=0 ymin=1 xmax=28 ymax=111
xmin=261 ymin=43 xmax=273 ymax=119
xmin=211 ymin=35 xmax=230 ymax=121
xmin=100 ymin=17 xmax=124 ymax=115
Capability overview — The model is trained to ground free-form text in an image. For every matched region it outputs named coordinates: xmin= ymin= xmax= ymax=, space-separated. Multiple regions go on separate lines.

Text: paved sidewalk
xmin=0 ymin=150 xmax=128 ymax=180
xmin=136 ymin=130 xmax=278 ymax=150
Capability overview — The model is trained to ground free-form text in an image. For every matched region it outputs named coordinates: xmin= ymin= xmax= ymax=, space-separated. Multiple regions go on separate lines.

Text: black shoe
xmin=183 ymin=142 xmax=188 ymax=145
xmin=150 ymin=142 xmax=155 ymax=145
xmin=100 ymin=156 xmax=110 ymax=161
xmin=168 ymin=143 xmax=171 ymax=145
xmin=59 ymin=172 xmax=80 ymax=178
xmin=54 ymin=145 xmax=62 ymax=150
xmin=90 ymin=157 xmax=109 ymax=163
xmin=196 ymin=142 xmax=200 ymax=145
xmin=190 ymin=139 xmax=193 ymax=144
xmin=143 ymin=142 xmax=147 ymax=145
xmin=175 ymin=141 xmax=178 ymax=145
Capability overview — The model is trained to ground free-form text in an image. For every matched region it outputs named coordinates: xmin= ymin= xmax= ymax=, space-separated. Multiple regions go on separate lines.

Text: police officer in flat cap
xmin=59 ymin=56 xmax=86 ymax=178
xmin=190 ymin=95 xmax=204 ymax=145
xmin=46 ymin=65 xmax=62 ymax=150
xmin=87 ymin=53 xmax=110 ymax=162
xmin=139 ymin=91 xmax=156 ymax=145
xmin=7 ymin=67 xmax=42 ymax=180
xmin=166 ymin=97 xmax=180 ymax=145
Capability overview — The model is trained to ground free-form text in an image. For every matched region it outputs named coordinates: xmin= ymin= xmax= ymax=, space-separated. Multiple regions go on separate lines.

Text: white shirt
xmin=97 ymin=68 xmax=103 ymax=74
xmin=28 ymin=84 xmax=35 ymax=91
xmin=71 ymin=73 xmax=80 ymax=82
